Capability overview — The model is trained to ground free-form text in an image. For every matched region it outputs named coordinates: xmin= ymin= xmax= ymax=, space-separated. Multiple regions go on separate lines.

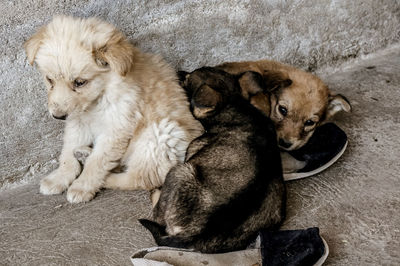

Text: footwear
xmin=283 ymin=123 xmax=348 ymax=181
xmin=260 ymin=227 xmax=329 ymax=266
xmin=131 ymin=247 xmax=261 ymax=266
xmin=131 ymin=228 xmax=328 ymax=266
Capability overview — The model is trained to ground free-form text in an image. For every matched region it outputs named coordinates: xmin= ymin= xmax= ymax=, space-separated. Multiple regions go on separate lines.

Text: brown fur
xmin=217 ymin=60 xmax=351 ymax=150
xmin=140 ymin=68 xmax=285 ymax=253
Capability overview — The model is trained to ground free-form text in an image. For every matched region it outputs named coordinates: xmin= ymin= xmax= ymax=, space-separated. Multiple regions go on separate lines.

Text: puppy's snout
xmin=52 ymin=114 xmax=68 ymax=120
xmin=278 ymin=139 xmax=293 ymax=149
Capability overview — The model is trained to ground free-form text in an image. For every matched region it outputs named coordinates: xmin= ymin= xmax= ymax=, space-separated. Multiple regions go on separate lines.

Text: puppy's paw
xmin=280 ymin=152 xmax=307 ymax=173
xmin=40 ymin=171 xmax=70 ymax=195
xmin=66 ymin=181 xmax=96 ymax=203
xmin=150 ymin=188 xmax=162 ymax=207
xmin=73 ymin=146 xmax=92 ymax=165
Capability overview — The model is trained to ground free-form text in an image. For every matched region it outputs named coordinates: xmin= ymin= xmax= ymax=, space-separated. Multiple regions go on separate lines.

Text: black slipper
xmin=260 ymin=227 xmax=328 ymax=266
xmin=283 ymin=123 xmax=348 ymax=181
xmin=131 ymin=228 xmax=328 ymax=266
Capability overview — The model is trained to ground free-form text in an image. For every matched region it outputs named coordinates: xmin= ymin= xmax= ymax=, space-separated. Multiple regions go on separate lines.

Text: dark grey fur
xmin=140 ymin=67 xmax=286 ymax=253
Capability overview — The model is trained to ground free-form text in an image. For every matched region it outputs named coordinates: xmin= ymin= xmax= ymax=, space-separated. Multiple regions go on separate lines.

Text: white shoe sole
xmin=314 ymin=237 xmax=329 ymax=266
xmin=131 ymin=238 xmax=329 ymax=266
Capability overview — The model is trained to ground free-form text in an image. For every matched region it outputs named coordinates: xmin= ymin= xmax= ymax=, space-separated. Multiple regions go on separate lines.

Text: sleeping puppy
xmin=140 ymin=67 xmax=286 ymax=253
xmin=215 ymin=60 xmax=351 ymax=151
xmin=24 ymin=16 xmax=203 ymax=203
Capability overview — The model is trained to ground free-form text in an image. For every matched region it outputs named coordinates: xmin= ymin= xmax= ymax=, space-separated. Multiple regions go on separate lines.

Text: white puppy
xmin=25 ymin=16 xmax=203 ymax=203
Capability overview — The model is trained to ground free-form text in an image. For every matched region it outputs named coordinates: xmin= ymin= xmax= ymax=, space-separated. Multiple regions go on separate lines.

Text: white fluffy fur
xmin=25 ymin=16 xmax=203 ymax=203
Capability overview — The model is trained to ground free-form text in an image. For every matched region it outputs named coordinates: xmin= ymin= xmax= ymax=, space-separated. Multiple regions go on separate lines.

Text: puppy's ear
xmin=262 ymin=70 xmax=292 ymax=92
xmin=238 ymin=71 xmax=270 ymax=115
xmin=24 ymin=26 xmax=47 ymax=65
xmin=177 ymin=70 xmax=190 ymax=92
xmin=238 ymin=71 xmax=265 ymax=99
xmin=177 ymin=71 xmax=189 ymax=83
xmin=249 ymin=93 xmax=271 ymax=116
xmin=191 ymin=84 xmax=222 ymax=119
xmin=326 ymin=94 xmax=352 ymax=119
xmin=93 ymin=30 xmax=136 ymax=76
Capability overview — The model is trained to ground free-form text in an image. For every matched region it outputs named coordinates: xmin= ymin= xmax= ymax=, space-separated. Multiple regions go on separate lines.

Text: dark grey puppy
xmin=139 ymin=67 xmax=286 ymax=253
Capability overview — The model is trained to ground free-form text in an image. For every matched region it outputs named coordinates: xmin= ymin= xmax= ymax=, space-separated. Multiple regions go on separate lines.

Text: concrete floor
xmin=1 ymin=47 xmax=399 ymax=265
xmin=285 ymin=46 xmax=400 ymax=265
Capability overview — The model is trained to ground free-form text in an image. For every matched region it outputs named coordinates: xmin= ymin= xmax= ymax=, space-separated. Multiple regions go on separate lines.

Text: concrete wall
xmin=1 ymin=0 xmax=399 ymax=188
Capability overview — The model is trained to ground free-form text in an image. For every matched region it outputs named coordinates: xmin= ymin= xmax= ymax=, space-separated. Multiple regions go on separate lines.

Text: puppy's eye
xmin=304 ymin=120 xmax=315 ymax=126
xmin=46 ymin=76 xmax=54 ymax=86
xmin=278 ymin=105 xmax=288 ymax=116
xmin=73 ymin=79 xmax=88 ymax=88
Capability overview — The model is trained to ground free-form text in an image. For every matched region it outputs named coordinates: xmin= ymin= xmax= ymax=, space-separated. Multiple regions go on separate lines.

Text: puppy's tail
xmin=139 ymin=219 xmax=193 ymax=249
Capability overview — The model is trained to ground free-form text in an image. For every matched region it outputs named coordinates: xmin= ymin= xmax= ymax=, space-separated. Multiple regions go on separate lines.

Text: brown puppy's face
xmin=24 ymin=16 xmax=135 ymax=120
xmin=267 ymin=73 xmax=351 ymax=150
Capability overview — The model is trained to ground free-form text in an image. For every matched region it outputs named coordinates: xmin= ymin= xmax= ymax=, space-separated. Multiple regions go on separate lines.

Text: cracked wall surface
xmin=1 ymin=0 xmax=399 ymax=188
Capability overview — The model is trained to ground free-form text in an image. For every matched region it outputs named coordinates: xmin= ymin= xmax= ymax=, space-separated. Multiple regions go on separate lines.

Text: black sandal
xmin=283 ymin=123 xmax=348 ymax=181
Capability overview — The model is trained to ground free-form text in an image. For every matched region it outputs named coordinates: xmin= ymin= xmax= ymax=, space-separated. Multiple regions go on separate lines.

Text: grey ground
xmin=1 ymin=0 xmax=399 ymax=265
xmin=1 ymin=46 xmax=399 ymax=266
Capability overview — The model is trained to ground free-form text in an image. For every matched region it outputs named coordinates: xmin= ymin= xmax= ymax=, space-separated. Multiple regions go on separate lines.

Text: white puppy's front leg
xmin=66 ymin=134 xmax=129 ymax=203
xmin=40 ymin=123 xmax=89 ymax=195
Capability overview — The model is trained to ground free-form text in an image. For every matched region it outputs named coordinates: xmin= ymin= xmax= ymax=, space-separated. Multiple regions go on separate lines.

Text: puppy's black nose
xmin=52 ymin=114 xmax=67 ymax=120
xmin=279 ymin=139 xmax=293 ymax=149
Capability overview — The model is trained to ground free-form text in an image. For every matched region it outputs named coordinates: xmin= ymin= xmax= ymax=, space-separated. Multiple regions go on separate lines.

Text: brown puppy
xmin=216 ymin=60 xmax=351 ymax=151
